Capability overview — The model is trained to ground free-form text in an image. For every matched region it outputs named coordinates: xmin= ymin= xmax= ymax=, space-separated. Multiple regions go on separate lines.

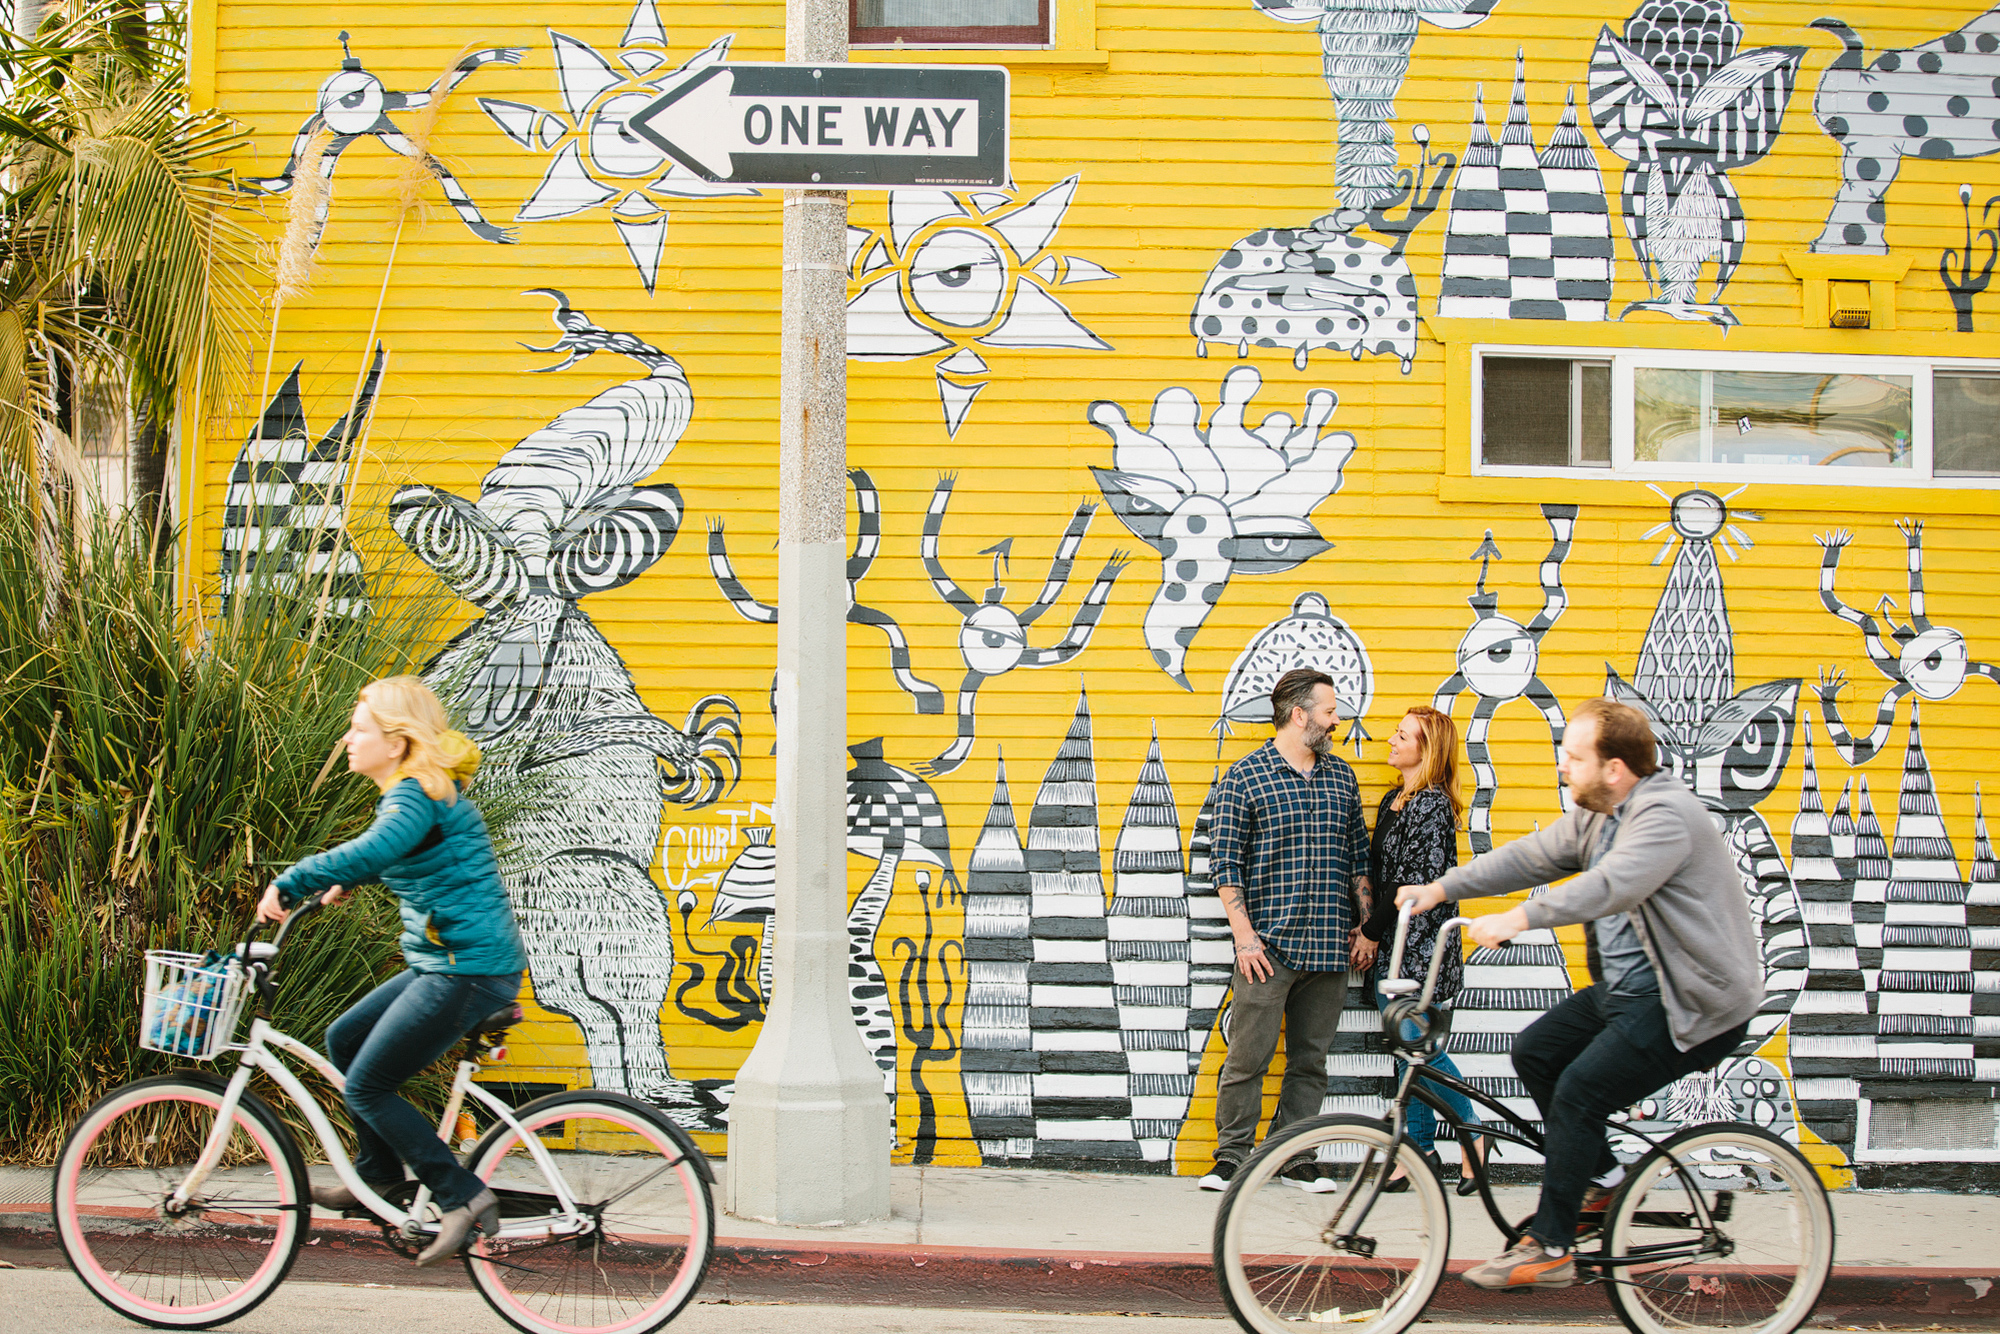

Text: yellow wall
xmin=200 ymin=0 xmax=2000 ymax=1183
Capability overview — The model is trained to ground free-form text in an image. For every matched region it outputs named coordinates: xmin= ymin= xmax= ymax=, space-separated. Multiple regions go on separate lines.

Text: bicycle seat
xmin=470 ymin=1003 xmax=524 ymax=1037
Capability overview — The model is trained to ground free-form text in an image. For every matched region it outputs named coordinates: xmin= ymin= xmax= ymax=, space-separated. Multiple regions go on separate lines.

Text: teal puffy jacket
xmin=273 ymin=778 xmax=528 ymax=976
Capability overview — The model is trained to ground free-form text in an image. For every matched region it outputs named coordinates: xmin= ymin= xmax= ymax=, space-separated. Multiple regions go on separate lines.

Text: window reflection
xmin=1634 ymin=369 xmax=1913 ymax=469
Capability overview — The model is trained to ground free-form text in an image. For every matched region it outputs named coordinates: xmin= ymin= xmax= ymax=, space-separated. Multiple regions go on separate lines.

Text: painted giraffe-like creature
xmin=918 ymin=474 xmax=1130 ymax=776
xmin=1432 ymin=503 xmax=1577 ymax=853
xmin=390 ymin=291 xmax=740 ymax=1116
xmin=707 ymin=469 xmax=944 ymax=715
xmin=1814 ymin=520 xmax=2000 ymax=766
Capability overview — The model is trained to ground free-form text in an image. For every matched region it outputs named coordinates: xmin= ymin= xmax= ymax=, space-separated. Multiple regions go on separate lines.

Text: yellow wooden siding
xmin=200 ymin=0 xmax=2000 ymax=1181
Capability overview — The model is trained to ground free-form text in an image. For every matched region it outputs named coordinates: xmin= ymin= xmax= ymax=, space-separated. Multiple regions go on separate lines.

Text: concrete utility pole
xmin=725 ymin=0 xmax=891 ymax=1225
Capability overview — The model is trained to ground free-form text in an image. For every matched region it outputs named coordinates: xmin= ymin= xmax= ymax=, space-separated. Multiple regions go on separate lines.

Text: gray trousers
xmin=1213 ymin=959 xmax=1351 ymax=1164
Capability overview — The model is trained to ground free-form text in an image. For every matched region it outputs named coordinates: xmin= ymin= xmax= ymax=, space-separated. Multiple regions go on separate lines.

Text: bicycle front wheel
xmin=52 ymin=1072 xmax=309 ymax=1329
xmin=1214 ymin=1114 xmax=1451 ymax=1334
xmin=465 ymin=1091 xmax=715 ymax=1334
xmin=1602 ymin=1122 xmax=1834 ymax=1334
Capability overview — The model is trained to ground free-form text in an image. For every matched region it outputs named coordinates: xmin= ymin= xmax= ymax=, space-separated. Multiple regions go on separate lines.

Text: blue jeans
xmin=327 ymin=968 xmax=522 ymax=1211
xmin=1371 ymin=978 xmax=1481 ymax=1157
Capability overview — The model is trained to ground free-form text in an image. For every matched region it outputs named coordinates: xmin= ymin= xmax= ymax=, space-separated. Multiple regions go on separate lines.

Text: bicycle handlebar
xmin=1379 ymin=899 xmax=1479 ymax=1012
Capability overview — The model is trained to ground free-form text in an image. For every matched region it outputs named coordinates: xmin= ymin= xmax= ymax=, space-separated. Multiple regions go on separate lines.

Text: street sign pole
xmin=724 ymin=0 xmax=891 ymax=1226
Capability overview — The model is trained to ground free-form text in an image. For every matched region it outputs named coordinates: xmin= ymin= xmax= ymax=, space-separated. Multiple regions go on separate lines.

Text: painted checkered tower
xmin=1437 ymin=55 xmax=1611 ymax=321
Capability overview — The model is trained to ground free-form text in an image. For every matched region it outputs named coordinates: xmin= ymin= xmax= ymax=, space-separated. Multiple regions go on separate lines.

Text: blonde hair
xmin=1397 ymin=705 xmax=1464 ymax=824
xmin=358 ymin=675 xmax=480 ymax=804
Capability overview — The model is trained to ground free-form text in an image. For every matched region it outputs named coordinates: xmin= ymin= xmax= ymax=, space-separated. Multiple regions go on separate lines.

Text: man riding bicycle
xmin=1396 ymin=697 xmax=1762 ymax=1292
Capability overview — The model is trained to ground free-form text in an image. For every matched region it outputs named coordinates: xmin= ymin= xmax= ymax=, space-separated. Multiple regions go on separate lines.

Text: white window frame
xmin=1472 ymin=344 xmax=2000 ymax=489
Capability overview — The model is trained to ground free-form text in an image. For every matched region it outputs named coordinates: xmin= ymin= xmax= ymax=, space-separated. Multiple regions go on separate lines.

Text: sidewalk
xmin=5 ymin=1162 xmax=1998 ymax=1325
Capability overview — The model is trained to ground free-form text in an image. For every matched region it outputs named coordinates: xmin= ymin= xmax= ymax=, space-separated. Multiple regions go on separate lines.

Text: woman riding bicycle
xmin=256 ymin=674 xmax=526 ymax=1267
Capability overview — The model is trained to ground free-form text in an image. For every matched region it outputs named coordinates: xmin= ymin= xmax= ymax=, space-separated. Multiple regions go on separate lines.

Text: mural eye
xmin=589 ymin=92 xmax=668 ymax=178
xmin=341 ymin=91 xmax=367 ymax=107
xmin=908 ymin=228 xmax=1007 ymax=328
xmin=1486 ymin=643 xmax=1514 ymax=663
xmin=983 ymin=630 xmax=1007 ymax=648
xmin=1925 ymin=650 xmax=1943 ymax=671
xmin=1226 ymin=519 xmax=1331 ymax=576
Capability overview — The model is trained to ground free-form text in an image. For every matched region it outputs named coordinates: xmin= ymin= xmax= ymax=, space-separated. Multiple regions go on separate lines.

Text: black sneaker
xmin=1280 ymin=1160 xmax=1337 ymax=1193
xmin=1198 ymin=1159 xmax=1238 ymax=1191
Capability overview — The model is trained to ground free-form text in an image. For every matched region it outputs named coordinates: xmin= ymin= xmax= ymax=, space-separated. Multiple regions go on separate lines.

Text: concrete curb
xmin=7 ymin=1212 xmax=1996 ymax=1326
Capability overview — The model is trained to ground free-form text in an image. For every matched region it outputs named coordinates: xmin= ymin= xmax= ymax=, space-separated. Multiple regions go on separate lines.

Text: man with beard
xmin=1397 ymin=697 xmax=1761 ymax=1291
xmin=1201 ymin=668 xmax=1372 ymax=1193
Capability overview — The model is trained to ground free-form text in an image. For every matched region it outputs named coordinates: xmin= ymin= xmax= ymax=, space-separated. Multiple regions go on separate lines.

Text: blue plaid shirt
xmin=1209 ymin=740 xmax=1370 ymax=971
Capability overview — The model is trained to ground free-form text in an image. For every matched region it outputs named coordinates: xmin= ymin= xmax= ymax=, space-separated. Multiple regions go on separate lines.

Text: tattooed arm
xmin=1209 ymin=774 xmax=1273 ymax=983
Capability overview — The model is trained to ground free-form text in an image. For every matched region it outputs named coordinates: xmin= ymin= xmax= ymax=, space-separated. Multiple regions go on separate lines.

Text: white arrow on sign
xmin=633 ymin=66 xmax=987 ymax=183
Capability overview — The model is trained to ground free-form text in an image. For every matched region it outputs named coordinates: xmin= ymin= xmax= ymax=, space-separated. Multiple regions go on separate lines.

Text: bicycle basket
xmin=140 ymin=951 xmax=250 ymax=1059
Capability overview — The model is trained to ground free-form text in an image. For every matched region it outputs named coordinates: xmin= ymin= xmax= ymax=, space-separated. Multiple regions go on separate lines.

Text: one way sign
xmin=627 ymin=63 xmax=1008 ymax=190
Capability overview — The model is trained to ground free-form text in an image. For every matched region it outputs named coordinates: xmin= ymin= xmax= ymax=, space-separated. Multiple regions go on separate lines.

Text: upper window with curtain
xmin=851 ymin=0 xmax=1052 ymax=46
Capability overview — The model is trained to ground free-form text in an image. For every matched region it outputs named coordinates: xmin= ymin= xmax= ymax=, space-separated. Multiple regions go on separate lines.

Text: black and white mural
xmin=1585 ymin=0 xmax=1802 ymax=325
xmin=250 ymin=34 xmax=524 ymax=250
xmin=1088 ymin=366 xmax=1358 ymax=689
xmin=917 ymin=476 xmax=1130 ymax=775
xmin=1188 ymin=0 xmax=1490 ymax=370
xmin=389 ymin=292 xmax=741 ymax=1114
xmin=477 ymin=0 xmax=760 ymax=292
xmin=219 ymin=349 xmax=385 ymax=617
xmin=961 ymin=694 xmax=1230 ymax=1171
xmin=846 ymin=177 xmax=1117 ymax=437
xmin=1438 ymin=58 xmax=1613 ymax=322
xmin=1218 ymin=592 xmax=1373 ymax=752
xmin=1603 ymin=487 xmax=1805 ymax=1040
xmin=1808 ymin=8 xmax=2000 ymax=256
xmin=707 ymin=468 xmax=946 ymax=718
xmin=1433 ymin=504 xmax=1578 ymax=854
xmin=1814 ymin=521 xmax=2000 ymax=767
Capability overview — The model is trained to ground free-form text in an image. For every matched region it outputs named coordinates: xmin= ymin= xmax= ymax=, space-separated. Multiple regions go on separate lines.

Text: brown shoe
xmin=1462 ymin=1236 xmax=1576 ymax=1290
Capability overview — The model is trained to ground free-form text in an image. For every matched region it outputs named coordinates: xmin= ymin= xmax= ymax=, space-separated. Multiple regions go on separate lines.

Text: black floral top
xmin=1359 ymin=786 xmax=1463 ymax=1004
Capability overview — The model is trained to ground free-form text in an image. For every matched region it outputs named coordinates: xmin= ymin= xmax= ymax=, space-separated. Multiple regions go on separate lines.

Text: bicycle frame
xmin=168 ymin=1016 xmax=586 ymax=1245
xmin=1339 ymin=906 xmax=1736 ymax=1277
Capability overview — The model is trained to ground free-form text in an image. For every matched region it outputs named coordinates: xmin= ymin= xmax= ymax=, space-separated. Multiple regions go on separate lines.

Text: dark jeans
xmin=1213 ymin=960 xmax=1349 ymax=1164
xmin=1370 ymin=978 xmax=1481 ymax=1156
xmin=1512 ymin=985 xmax=1747 ymax=1250
xmin=327 ymin=968 xmax=522 ymax=1211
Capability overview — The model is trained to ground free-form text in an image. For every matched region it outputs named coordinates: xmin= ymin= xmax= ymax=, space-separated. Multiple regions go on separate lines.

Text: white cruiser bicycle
xmin=52 ymin=892 xmax=716 ymax=1333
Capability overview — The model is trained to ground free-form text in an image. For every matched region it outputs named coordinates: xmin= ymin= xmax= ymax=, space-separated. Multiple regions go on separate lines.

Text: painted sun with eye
xmin=847 ymin=177 xmax=1117 ymax=437
xmin=479 ymin=0 xmax=759 ymax=294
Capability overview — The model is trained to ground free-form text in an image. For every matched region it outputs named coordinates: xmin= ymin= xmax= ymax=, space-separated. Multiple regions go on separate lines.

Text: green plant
xmin=0 ymin=0 xmax=258 ymax=535
xmin=0 ymin=471 xmax=455 ymax=1162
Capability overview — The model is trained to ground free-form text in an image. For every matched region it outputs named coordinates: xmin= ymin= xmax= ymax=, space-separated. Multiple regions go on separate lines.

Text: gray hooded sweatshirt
xmin=1437 ymin=770 xmax=1763 ymax=1051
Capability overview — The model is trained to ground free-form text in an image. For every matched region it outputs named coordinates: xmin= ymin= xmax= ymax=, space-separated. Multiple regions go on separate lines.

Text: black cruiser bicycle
xmin=1212 ymin=903 xmax=1834 ymax=1334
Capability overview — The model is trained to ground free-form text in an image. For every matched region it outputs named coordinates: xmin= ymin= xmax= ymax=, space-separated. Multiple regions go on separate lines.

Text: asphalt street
xmin=4 ymin=1264 xmax=1638 ymax=1334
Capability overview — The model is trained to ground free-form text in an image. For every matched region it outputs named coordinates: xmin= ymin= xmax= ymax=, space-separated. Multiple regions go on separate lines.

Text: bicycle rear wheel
xmin=52 ymin=1072 xmax=309 ymax=1329
xmin=1214 ymin=1114 xmax=1451 ymax=1334
xmin=465 ymin=1091 xmax=715 ymax=1334
xmin=1602 ymin=1122 xmax=1834 ymax=1334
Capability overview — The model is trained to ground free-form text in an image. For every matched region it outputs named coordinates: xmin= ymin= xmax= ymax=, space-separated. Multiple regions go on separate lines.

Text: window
xmin=1933 ymin=372 xmax=2000 ymax=476
xmin=1474 ymin=348 xmax=2000 ymax=485
xmin=1482 ymin=357 xmax=1610 ymax=468
xmin=852 ymin=0 xmax=1051 ymax=46
xmin=1633 ymin=368 xmax=1910 ymax=470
